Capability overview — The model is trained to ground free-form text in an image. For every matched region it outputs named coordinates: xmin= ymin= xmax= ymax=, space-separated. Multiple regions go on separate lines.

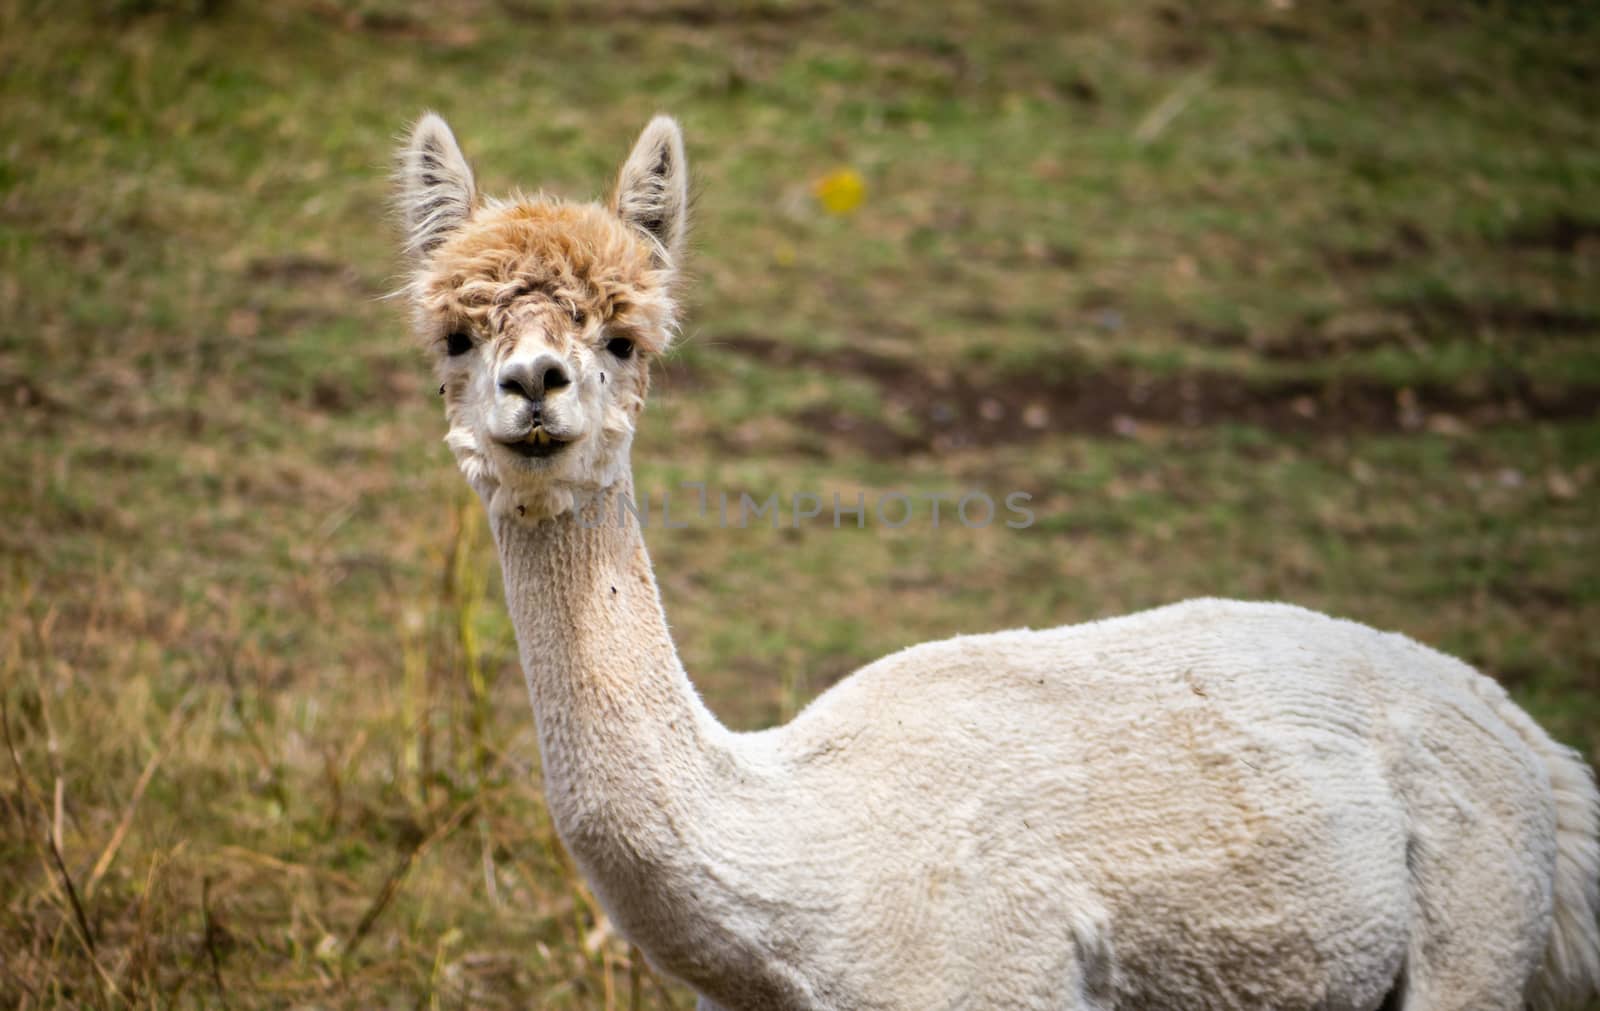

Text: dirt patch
xmin=705 ymin=334 xmax=1598 ymax=458
xmin=1394 ymin=295 xmax=1599 ymax=339
xmin=1324 ymin=215 xmax=1600 ymax=271
xmin=1320 ymin=222 xmax=1432 ymax=274
xmin=0 ymin=370 xmax=66 ymax=416
xmin=1184 ymin=294 xmax=1597 ymax=362
xmin=499 ymin=0 xmax=828 ymax=27
xmin=1502 ymin=213 xmax=1600 ymax=254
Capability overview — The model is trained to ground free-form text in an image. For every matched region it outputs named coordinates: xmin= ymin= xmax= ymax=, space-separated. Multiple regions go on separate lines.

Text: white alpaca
xmin=393 ymin=113 xmax=1600 ymax=1010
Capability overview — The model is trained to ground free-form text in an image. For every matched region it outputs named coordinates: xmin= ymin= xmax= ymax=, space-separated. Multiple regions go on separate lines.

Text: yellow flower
xmin=813 ymin=168 xmax=865 ymax=216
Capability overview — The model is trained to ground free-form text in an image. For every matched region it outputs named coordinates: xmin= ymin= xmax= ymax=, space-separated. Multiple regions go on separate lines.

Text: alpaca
xmin=393 ymin=113 xmax=1600 ymax=1011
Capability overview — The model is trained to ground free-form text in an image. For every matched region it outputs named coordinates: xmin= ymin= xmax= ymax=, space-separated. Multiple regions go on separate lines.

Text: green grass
xmin=1 ymin=0 xmax=1597 ymax=1006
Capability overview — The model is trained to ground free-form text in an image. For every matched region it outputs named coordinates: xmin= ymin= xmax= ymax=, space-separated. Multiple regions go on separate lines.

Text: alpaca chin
xmin=476 ymin=428 xmax=635 ymax=525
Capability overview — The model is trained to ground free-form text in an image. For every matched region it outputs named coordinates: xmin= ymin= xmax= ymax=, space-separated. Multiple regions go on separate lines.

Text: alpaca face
xmin=396 ymin=115 xmax=687 ymax=519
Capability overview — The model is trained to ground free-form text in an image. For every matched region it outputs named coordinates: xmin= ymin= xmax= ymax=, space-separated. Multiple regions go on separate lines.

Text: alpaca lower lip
xmin=503 ymin=431 xmax=570 ymax=459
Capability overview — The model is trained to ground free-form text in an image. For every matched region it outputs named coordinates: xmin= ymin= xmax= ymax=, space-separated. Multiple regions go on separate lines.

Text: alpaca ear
xmin=397 ymin=113 xmax=477 ymax=259
xmin=612 ymin=116 xmax=688 ymax=267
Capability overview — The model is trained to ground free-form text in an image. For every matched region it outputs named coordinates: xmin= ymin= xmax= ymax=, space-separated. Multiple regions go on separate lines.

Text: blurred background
xmin=1 ymin=0 xmax=1596 ymax=1006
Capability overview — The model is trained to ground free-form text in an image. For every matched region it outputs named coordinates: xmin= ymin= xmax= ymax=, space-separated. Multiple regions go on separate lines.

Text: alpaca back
xmin=726 ymin=599 xmax=1589 ymax=1009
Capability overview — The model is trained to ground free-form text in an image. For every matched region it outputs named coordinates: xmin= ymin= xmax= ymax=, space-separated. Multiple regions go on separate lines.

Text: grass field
xmin=2 ymin=0 xmax=1597 ymax=1006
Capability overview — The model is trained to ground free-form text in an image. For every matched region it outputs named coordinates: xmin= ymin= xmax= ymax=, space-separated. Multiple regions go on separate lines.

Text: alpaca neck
xmin=492 ymin=474 xmax=824 ymax=1006
xmin=491 ymin=474 xmax=732 ymax=899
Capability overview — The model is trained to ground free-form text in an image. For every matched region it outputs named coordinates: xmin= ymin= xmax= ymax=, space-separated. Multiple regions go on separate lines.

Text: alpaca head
xmin=396 ymin=114 xmax=687 ymax=521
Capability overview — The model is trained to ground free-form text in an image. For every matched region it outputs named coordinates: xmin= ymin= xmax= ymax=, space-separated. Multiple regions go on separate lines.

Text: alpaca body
xmin=727 ymin=598 xmax=1557 ymax=1010
xmin=493 ymin=491 xmax=1588 ymax=1011
xmin=394 ymin=113 xmax=1600 ymax=1011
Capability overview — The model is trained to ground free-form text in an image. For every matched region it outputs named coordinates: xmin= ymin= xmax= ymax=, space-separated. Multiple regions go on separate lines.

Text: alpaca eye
xmin=606 ymin=337 xmax=635 ymax=359
xmin=445 ymin=331 xmax=473 ymax=356
xmin=571 ymin=308 xmax=587 ymax=326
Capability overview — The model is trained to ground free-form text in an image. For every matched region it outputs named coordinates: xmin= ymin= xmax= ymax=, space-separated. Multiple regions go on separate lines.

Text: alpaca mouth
xmin=502 ymin=429 xmax=570 ymax=459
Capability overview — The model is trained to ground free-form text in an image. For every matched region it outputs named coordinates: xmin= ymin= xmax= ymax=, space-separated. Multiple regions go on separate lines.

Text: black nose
xmin=497 ymin=355 xmax=572 ymax=401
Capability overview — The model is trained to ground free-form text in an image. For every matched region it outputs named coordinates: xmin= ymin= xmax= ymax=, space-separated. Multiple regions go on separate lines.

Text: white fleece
xmin=491 ymin=496 xmax=1600 ymax=1011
